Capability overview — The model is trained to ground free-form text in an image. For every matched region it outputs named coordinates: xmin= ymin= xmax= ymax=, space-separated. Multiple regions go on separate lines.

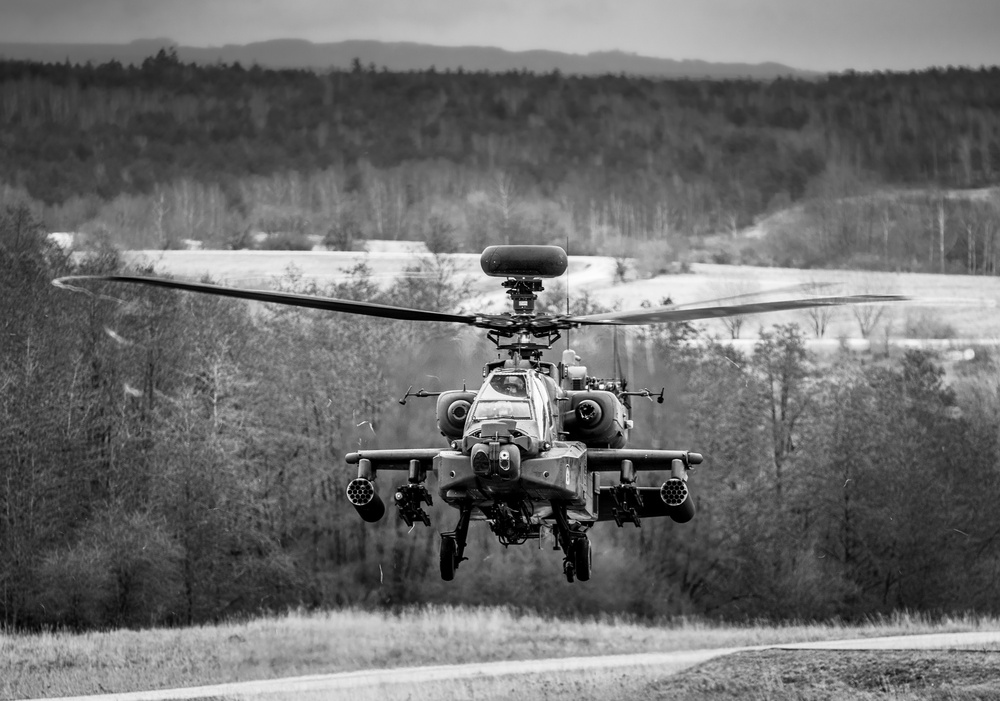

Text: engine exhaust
xmin=346 ymin=478 xmax=386 ymax=522
xmin=660 ymin=478 xmax=695 ymax=523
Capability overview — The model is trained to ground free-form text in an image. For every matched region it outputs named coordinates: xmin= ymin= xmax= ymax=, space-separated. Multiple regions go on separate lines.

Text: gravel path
xmin=35 ymin=632 xmax=1000 ymax=701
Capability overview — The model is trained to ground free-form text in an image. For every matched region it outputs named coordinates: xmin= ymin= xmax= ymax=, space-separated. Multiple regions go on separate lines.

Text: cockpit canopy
xmin=467 ymin=370 xmax=552 ymax=442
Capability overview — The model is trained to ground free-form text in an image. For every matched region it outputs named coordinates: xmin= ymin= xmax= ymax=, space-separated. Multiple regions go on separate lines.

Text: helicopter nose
xmin=498 ymin=449 xmax=512 ymax=473
xmin=470 ymin=442 xmax=521 ymax=480
xmin=471 ymin=445 xmax=491 ymax=476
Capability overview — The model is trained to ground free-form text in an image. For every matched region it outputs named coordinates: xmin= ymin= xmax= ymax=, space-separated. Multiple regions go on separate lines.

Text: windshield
xmin=489 ymin=373 xmax=527 ymax=397
xmin=472 ymin=399 xmax=532 ymax=421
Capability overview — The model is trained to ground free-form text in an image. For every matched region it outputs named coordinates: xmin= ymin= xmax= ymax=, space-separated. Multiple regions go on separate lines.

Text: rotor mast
xmin=486 ymin=279 xmax=563 ymax=360
xmin=480 ymin=245 xmax=570 ymax=362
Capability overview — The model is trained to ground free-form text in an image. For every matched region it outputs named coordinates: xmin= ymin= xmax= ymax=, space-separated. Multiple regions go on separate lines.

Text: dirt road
xmin=35 ymin=631 xmax=1000 ymax=701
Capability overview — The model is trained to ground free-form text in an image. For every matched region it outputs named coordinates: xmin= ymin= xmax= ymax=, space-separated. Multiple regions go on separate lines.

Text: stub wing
xmin=587 ymin=449 xmax=701 ymax=525
xmin=345 ymin=449 xmax=441 ymax=471
xmin=586 ymin=449 xmax=703 ymax=472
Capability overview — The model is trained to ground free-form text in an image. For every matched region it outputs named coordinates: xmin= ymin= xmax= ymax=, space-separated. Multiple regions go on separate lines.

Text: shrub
xmin=257 ymin=231 xmax=312 ymax=250
xmin=903 ymin=310 xmax=956 ymax=339
xmin=424 ymin=215 xmax=459 ymax=254
xmin=630 ymin=239 xmax=689 ymax=278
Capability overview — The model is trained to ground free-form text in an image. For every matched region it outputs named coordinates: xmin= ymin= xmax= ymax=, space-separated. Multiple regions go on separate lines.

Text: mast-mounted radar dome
xmin=480 ymin=245 xmax=567 ymax=278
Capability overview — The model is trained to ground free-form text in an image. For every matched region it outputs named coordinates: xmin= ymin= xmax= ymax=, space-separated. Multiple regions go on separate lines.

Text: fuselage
xmin=346 ymin=353 xmax=700 ymax=564
xmin=434 ymin=362 xmax=630 ymax=525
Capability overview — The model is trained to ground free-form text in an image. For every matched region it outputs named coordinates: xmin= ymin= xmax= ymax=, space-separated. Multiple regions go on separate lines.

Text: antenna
xmin=613 ymin=326 xmax=625 ymax=384
xmin=565 ymin=231 xmax=571 ymax=349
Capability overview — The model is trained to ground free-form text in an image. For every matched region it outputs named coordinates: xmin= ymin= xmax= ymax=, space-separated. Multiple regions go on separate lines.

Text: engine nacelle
xmin=660 ymin=478 xmax=695 ymax=523
xmin=436 ymin=391 xmax=476 ymax=439
xmin=346 ymin=478 xmax=386 ymax=522
xmin=564 ymin=391 xmax=628 ymax=448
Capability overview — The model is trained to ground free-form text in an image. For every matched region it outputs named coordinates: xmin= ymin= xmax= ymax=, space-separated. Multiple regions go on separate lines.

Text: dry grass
xmin=3 ymin=606 xmax=999 ymax=699
xmin=648 ymin=649 xmax=1000 ymax=700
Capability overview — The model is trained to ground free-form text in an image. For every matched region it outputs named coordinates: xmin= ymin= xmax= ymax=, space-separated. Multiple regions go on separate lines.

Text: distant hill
xmin=0 ymin=38 xmax=819 ymax=79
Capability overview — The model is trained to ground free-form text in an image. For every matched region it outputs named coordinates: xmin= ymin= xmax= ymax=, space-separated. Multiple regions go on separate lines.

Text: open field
xmin=117 ymin=250 xmax=1000 ymax=341
xmin=3 ymin=606 xmax=1000 ymax=699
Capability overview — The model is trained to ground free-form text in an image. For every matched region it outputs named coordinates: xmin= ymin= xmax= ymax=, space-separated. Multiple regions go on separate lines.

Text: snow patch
xmin=362 ymin=240 xmax=430 ymax=254
xmin=46 ymin=232 xmax=76 ymax=249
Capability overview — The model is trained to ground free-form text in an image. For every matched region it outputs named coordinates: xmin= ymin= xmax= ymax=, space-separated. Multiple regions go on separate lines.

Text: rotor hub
xmin=502 ymin=277 xmax=545 ymax=315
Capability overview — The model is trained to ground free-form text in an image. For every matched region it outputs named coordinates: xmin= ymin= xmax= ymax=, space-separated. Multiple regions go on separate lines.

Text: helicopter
xmin=54 ymin=244 xmax=903 ymax=582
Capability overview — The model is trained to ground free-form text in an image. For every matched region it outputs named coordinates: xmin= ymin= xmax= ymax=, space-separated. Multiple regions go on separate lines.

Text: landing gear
xmin=439 ymin=504 xmax=472 ymax=581
xmin=561 ymin=535 xmax=592 ymax=583
xmin=440 ymin=535 xmax=458 ymax=581
xmin=436 ymin=498 xmax=594 ymax=582
xmin=572 ymin=536 xmax=591 ymax=582
xmin=553 ymin=503 xmax=592 ymax=583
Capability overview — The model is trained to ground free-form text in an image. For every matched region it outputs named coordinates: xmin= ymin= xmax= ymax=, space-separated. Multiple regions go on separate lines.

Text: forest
xmin=0 ymin=52 xmax=998 ymax=272
xmin=3 ymin=54 xmax=1000 ymax=630
xmin=3 ymin=204 xmax=1000 ymax=630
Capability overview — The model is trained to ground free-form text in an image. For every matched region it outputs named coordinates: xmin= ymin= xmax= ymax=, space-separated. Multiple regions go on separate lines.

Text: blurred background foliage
xmin=3 ymin=54 xmax=1000 ymax=629
xmin=3 ymin=205 xmax=1000 ymax=629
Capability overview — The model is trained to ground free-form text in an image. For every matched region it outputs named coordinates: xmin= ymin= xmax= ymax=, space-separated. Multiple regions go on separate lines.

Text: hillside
xmin=0 ymin=38 xmax=816 ymax=79
xmin=721 ymin=185 xmax=1000 ymax=274
xmin=2 ymin=55 xmax=998 ymax=276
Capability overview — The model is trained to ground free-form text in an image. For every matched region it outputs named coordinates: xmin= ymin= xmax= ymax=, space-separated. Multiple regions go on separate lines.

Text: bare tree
xmin=753 ymin=325 xmax=812 ymax=498
xmin=493 ymin=170 xmax=520 ymax=244
xmin=717 ymin=279 xmax=760 ymax=339
xmin=850 ymin=273 xmax=896 ymax=339
xmin=800 ymin=278 xmax=838 ymax=338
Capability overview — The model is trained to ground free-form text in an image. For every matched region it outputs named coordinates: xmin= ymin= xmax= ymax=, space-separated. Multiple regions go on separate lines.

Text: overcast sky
xmin=1 ymin=0 xmax=998 ymax=72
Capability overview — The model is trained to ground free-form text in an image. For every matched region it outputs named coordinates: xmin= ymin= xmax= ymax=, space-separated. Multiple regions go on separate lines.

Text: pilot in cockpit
xmin=490 ymin=374 xmax=527 ymax=397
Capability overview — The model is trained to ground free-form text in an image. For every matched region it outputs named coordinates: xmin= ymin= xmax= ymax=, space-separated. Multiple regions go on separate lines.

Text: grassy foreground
xmin=649 ymin=649 xmax=1000 ymax=700
xmin=350 ymin=650 xmax=1000 ymax=701
xmin=2 ymin=606 xmax=999 ymax=699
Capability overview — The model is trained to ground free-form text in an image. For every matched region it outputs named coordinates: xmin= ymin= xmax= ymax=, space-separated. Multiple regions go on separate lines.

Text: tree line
xmin=3 ymin=203 xmax=1000 ymax=629
xmin=1 ymin=53 xmax=999 ymax=272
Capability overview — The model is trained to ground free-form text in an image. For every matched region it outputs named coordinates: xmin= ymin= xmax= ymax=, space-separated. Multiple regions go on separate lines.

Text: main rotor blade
xmin=53 ymin=275 xmax=480 ymax=325
xmin=569 ymin=294 xmax=907 ymax=326
xmin=666 ymin=281 xmax=838 ymax=310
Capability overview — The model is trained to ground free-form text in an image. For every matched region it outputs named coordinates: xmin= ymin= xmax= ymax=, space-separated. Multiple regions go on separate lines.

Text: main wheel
xmin=573 ymin=537 xmax=592 ymax=582
xmin=563 ymin=558 xmax=575 ymax=583
xmin=440 ymin=536 xmax=457 ymax=581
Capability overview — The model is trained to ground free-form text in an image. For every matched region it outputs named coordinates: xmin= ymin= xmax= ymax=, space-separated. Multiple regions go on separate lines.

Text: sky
xmin=0 ymin=0 xmax=998 ymax=72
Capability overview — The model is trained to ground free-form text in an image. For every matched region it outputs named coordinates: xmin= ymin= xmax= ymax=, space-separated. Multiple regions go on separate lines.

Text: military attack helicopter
xmin=54 ymin=245 xmax=902 ymax=582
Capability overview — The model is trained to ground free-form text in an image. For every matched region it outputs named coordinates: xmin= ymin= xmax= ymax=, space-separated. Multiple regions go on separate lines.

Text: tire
xmin=440 ymin=536 xmax=457 ymax=581
xmin=564 ymin=560 xmax=575 ymax=583
xmin=573 ymin=537 xmax=592 ymax=582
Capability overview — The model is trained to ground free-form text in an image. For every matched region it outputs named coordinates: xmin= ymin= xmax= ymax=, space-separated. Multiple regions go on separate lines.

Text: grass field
xmin=3 ymin=606 xmax=999 ymax=699
xmin=649 ymin=649 xmax=1000 ymax=700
